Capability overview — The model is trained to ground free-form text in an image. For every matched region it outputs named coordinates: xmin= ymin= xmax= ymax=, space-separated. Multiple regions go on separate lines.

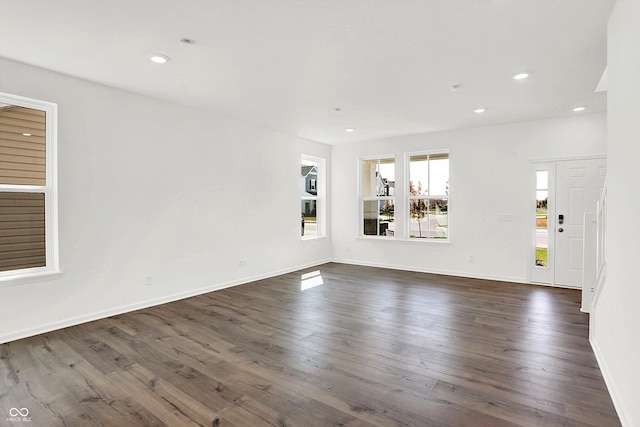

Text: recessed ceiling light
xmin=22 ymin=133 xmax=32 ymax=136
xmin=150 ymin=53 xmax=170 ymax=64
xmin=573 ymin=106 xmax=587 ymax=112
xmin=345 ymin=128 xmax=355 ymax=132
xmin=474 ymin=108 xmax=486 ymax=113
xmin=513 ymin=72 xmax=530 ymax=80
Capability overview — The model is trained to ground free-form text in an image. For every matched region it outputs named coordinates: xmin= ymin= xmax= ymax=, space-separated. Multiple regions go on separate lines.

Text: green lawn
xmin=536 ymin=247 xmax=547 ymax=267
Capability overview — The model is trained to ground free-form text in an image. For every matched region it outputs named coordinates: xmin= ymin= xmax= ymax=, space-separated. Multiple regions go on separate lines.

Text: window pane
xmin=409 ymin=156 xmax=428 ymax=196
xmin=409 ymin=154 xmax=449 ymax=196
xmin=432 ymin=198 xmax=448 ymax=239
xmin=362 ymin=158 xmax=395 ymax=197
xmin=301 ymin=200 xmax=317 ymax=237
xmin=301 ymin=159 xmax=318 ymax=197
xmin=0 ymin=192 xmax=46 ymax=272
xmin=429 ymin=157 xmax=449 ymax=195
xmin=363 ymin=200 xmax=394 ymax=236
xmin=380 ymin=199 xmax=395 ymax=236
xmin=536 ymin=170 xmax=548 ymax=190
xmin=409 ymin=198 xmax=448 ymax=239
xmin=0 ymin=105 xmax=46 ymax=186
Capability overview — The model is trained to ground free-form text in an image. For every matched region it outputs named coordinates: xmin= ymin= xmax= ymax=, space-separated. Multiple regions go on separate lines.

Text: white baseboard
xmin=590 ymin=336 xmax=629 ymax=426
xmin=0 ymin=259 xmax=331 ymax=344
xmin=331 ymin=258 xmax=528 ymax=285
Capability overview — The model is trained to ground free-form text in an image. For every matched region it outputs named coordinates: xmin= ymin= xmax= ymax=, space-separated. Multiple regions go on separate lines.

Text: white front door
xmin=554 ymin=159 xmax=607 ymax=287
xmin=530 ymin=158 xmax=606 ymax=288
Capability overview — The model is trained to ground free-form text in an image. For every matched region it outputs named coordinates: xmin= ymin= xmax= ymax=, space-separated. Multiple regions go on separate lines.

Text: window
xmin=360 ymin=157 xmax=395 ymax=237
xmin=0 ymin=92 xmax=58 ymax=281
xmin=407 ymin=152 xmax=449 ymax=239
xmin=301 ymin=155 xmax=325 ymax=238
xmin=535 ymin=170 xmax=549 ymax=267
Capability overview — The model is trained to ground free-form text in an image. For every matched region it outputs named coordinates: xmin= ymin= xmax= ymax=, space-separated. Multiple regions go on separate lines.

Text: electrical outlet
xmin=145 ymin=275 xmax=152 ymax=286
xmin=238 ymin=259 xmax=246 ymax=268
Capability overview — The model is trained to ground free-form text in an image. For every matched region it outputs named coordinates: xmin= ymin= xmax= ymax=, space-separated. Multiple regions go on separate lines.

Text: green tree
xmin=381 ymin=200 xmax=394 ymax=222
xmin=409 ymin=181 xmax=428 ymax=237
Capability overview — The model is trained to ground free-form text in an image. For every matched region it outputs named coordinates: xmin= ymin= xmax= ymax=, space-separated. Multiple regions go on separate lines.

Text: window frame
xmin=405 ymin=150 xmax=450 ymax=242
xmin=0 ymin=92 xmax=60 ymax=284
xmin=301 ymin=154 xmax=326 ymax=240
xmin=359 ymin=155 xmax=396 ymax=239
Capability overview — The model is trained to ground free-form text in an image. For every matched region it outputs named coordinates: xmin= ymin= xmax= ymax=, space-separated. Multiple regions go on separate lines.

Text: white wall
xmin=591 ymin=1 xmax=640 ymax=425
xmin=331 ymin=114 xmax=606 ymax=283
xmin=0 ymin=58 xmax=331 ymax=343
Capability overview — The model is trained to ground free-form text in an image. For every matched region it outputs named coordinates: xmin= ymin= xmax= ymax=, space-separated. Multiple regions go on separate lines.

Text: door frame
xmin=528 ymin=155 xmax=606 ymax=288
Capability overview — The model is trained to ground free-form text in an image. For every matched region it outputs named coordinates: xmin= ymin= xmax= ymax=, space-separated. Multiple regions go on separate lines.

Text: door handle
xmin=558 ymin=228 xmax=564 ymax=232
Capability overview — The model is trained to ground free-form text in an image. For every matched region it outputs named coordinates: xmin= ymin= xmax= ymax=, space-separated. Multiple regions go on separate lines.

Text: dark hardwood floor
xmin=0 ymin=263 xmax=620 ymax=426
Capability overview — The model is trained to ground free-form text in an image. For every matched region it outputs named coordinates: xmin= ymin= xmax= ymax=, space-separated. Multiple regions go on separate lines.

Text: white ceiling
xmin=0 ymin=0 xmax=613 ymax=144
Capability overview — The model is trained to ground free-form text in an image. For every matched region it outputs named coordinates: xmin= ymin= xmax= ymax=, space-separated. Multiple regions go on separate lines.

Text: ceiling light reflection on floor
xmin=301 ymin=270 xmax=323 ymax=291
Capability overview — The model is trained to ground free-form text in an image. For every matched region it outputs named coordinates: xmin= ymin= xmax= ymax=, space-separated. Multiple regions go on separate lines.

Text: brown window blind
xmin=0 ymin=105 xmax=47 ymax=272
xmin=0 ymin=192 xmax=46 ymax=272
xmin=0 ymin=105 xmax=46 ymax=186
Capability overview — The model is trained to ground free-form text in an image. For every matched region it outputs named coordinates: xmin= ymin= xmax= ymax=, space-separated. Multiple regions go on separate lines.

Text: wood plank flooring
xmin=0 ymin=263 xmax=620 ymax=426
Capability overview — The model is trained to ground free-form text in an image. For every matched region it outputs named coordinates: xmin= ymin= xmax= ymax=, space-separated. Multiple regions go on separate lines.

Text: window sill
xmin=357 ymin=236 xmax=450 ymax=244
xmin=0 ymin=269 xmax=63 ymax=288
xmin=301 ymin=236 xmax=327 ymax=241
xmin=358 ymin=236 xmax=396 ymax=241
xmin=403 ymin=237 xmax=450 ymax=244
